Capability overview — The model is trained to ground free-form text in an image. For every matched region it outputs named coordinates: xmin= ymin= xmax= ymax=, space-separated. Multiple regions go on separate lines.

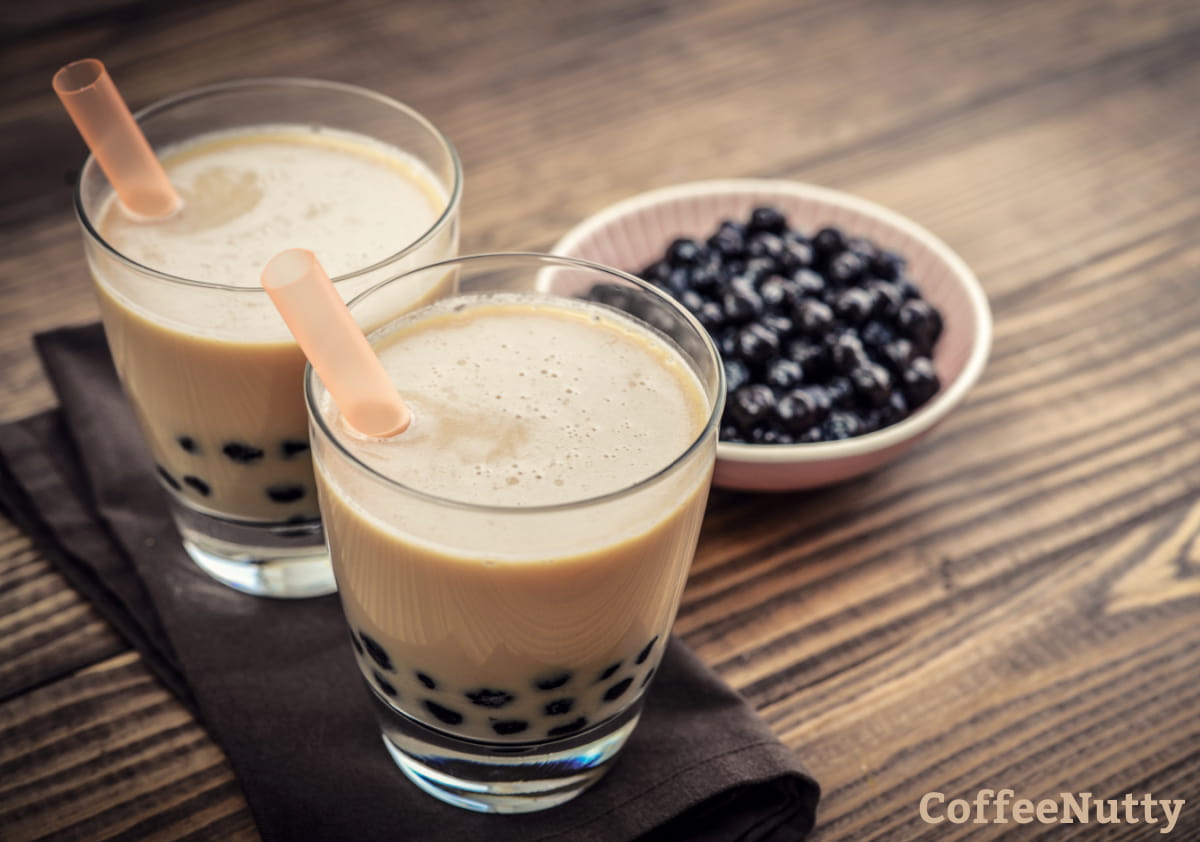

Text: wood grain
xmin=1 ymin=0 xmax=1198 ymax=839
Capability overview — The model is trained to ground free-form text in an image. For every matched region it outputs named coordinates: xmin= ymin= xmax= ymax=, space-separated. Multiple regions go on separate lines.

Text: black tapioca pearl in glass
xmin=424 ymin=700 xmax=463 ymax=726
xmin=156 ymin=466 xmax=181 ymax=492
xmin=547 ymin=717 xmax=588 ymax=738
xmin=544 ymin=698 xmax=574 ymax=716
xmin=641 ymin=668 xmax=657 ymax=689
xmin=176 ymin=435 xmax=199 ymax=454
xmin=281 ymin=439 xmax=310 ymax=459
xmin=534 ymin=672 xmax=572 ymax=691
xmin=350 ymin=633 xmax=364 ymax=656
xmin=222 ymin=442 xmax=264 ymax=464
xmin=358 ymin=632 xmax=393 ymax=671
xmin=465 ymin=688 xmax=514 ymax=708
xmin=183 ymin=476 xmax=210 ymax=496
xmin=603 ymin=677 xmax=634 ymax=703
xmin=266 ymin=484 xmax=306 ymax=504
xmin=491 ymin=719 xmax=529 ymax=736
xmin=636 ymin=636 xmax=659 ymax=665
xmin=416 ymin=672 xmax=437 ymax=690
xmin=373 ymin=670 xmax=398 ymax=698
xmin=596 ymin=661 xmax=622 ymax=683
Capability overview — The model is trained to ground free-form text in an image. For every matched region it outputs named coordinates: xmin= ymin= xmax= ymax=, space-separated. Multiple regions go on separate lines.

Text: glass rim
xmin=73 ymin=76 xmax=463 ymax=293
xmin=305 ymin=252 xmax=725 ymax=515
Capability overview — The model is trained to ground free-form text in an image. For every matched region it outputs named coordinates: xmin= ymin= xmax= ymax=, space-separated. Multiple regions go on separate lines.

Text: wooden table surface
xmin=3 ymin=1 xmax=1199 ymax=839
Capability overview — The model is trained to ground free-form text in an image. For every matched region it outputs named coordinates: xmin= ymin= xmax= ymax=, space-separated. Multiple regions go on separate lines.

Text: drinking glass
xmin=307 ymin=254 xmax=724 ymax=812
xmin=75 ymin=78 xmax=461 ymax=598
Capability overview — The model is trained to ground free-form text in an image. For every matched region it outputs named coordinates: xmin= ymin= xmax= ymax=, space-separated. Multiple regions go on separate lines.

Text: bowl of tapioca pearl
xmin=553 ymin=179 xmax=992 ymax=491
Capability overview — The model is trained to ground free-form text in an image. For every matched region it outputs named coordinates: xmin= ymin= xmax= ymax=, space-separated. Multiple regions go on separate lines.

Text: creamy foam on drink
xmin=316 ymin=294 xmax=715 ymax=741
xmin=92 ymin=126 xmax=450 ymax=522
xmin=102 ymin=127 xmax=440 ymax=290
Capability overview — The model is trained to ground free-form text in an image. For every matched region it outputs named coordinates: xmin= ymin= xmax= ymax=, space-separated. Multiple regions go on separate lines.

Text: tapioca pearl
xmin=534 ymin=671 xmax=572 ymax=691
xmin=596 ymin=661 xmax=622 ymax=683
xmin=490 ymin=719 xmax=529 ymax=736
xmin=640 ymin=668 xmax=656 ymax=689
xmin=183 ymin=476 xmax=210 ymax=496
xmin=602 ymin=677 xmax=633 ymax=703
xmin=156 ymin=466 xmax=181 ymax=492
xmin=547 ymin=717 xmax=587 ymax=738
xmin=424 ymin=700 xmax=464 ymax=726
xmin=544 ymin=698 xmax=574 ymax=716
xmin=350 ymin=632 xmax=364 ymax=656
xmin=222 ymin=442 xmax=264 ymax=464
xmin=416 ymin=672 xmax=437 ymax=690
xmin=373 ymin=670 xmax=398 ymax=698
xmin=281 ymin=439 xmax=310 ymax=459
xmin=465 ymin=688 xmax=514 ymax=708
xmin=266 ymin=484 xmax=306 ymax=503
xmin=358 ymin=632 xmax=393 ymax=671
xmin=636 ymin=636 xmax=658 ymax=665
xmin=176 ymin=435 xmax=199 ymax=454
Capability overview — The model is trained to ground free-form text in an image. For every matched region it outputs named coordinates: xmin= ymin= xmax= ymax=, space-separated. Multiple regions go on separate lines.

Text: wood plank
xmin=0 ymin=652 xmax=255 ymax=841
xmin=0 ymin=519 xmax=126 ymax=702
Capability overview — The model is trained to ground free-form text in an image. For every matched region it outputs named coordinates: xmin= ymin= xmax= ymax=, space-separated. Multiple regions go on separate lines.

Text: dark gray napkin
xmin=0 ymin=323 xmax=819 ymax=842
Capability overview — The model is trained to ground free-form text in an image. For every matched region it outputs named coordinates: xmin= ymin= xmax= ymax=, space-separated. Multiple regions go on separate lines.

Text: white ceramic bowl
xmin=552 ymin=179 xmax=992 ymax=492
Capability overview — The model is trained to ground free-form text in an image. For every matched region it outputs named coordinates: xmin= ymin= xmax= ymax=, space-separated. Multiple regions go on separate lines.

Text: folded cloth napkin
xmin=0 ymin=323 xmax=820 ymax=842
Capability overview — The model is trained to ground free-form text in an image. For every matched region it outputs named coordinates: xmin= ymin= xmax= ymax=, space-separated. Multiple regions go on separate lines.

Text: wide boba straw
xmin=54 ymin=59 xmax=180 ymax=219
xmin=262 ymin=249 xmax=411 ymax=437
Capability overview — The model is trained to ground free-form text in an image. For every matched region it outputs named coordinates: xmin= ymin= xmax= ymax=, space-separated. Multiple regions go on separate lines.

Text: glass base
xmin=372 ymin=689 xmax=642 ymax=813
xmin=171 ymin=499 xmax=337 ymax=599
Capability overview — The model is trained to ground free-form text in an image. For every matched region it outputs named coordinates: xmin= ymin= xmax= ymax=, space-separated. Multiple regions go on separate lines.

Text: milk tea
xmin=92 ymin=127 xmax=451 ymax=523
xmin=314 ymin=293 xmax=716 ymax=742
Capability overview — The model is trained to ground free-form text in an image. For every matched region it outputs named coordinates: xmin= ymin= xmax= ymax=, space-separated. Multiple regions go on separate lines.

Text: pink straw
xmin=261 ymin=249 xmax=412 ymax=437
xmin=53 ymin=59 xmax=181 ymax=219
